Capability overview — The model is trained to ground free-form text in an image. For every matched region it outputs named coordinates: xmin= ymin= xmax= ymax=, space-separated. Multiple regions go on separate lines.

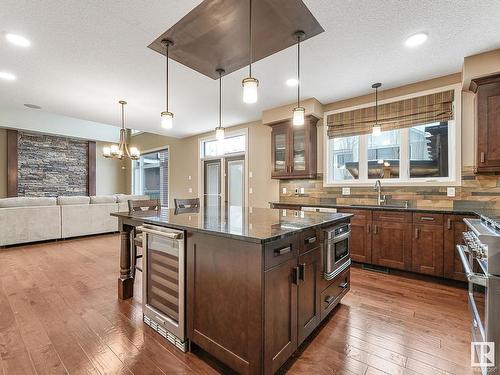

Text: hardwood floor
xmin=0 ymin=235 xmax=475 ymax=375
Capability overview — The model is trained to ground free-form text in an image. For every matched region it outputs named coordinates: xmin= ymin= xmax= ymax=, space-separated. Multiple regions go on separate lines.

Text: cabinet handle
xmin=367 ymin=224 xmax=371 ymax=234
xmin=420 ymin=216 xmax=435 ymax=221
xmin=325 ymin=295 xmax=335 ymax=305
xmin=299 ymin=263 xmax=306 ymax=281
xmin=415 ymin=227 xmax=419 ymax=239
xmin=480 ymin=152 xmax=485 ymax=163
xmin=305 ymin=236 xmax=317 ymax=244
xmin=339 ymin=282 xmax=348 ymax=289
xmin=292 ymin=266 xmax=300 ymax=285
xmin=373 ymin=225 xmax=378 ymax=235
xmin=274 ymin=246 xmax=291 ymax=256
xmin=447 ymin=218 xmax=452 ymax=230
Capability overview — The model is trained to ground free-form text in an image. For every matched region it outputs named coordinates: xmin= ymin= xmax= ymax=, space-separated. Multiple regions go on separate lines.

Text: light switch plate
xmin=249 ymin=171 xmax=253 ymax=178
xmin=188 ymin=187 xmax=193 ymax=193
xmin=300 ymin=211 xmax=305 ymax=218
xmin=282 ymin=187 xmax=287 ymax=194
xmin=447 ymin=187 xmax=456 ymax=197
xmin=342 ymin=187 xmax=351 ymax=195
xmin=249 ymin=187 xmax=253 ymax=194
xmin=300 ymin=187 xmax=305 ymax=194
xmin=188 ymin=175 xmax=192 ymax=181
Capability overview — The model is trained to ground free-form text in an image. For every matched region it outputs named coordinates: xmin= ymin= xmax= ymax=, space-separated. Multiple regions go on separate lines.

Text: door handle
xmin=420 ymin=217 xmax=435 ymax=221
xmin=292 ymin=266 xmax=300 ymax=285
xmin=373 ymin=225 xmax=378 ymax=235
xmin=305 ymin=236 xmax=317 ymax=244
xmin=274 ymin=246 xmax=291 ymax=256
xmin=446 ymin=218 xmax=452 ymax=230
xmin=480 ymin=152 xmax=485 ymax=163
xmin=339 ymin=282 xmax=348 ymax=289
xmin=299 ymin=263 xmax=306 ymax=281
xmin=325 ymin=295 xmax=335 ymax=305
xmin=367 ymin=224 xmax=371 ymax=234
xmin=415 ymin=227 xmax=419 ymax=239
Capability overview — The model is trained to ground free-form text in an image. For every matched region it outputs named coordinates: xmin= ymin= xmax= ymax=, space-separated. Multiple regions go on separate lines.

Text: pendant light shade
xmin=242 ymin=0 xmax=259 ymax=104
xmin=372 ymin=82 xmax=382 ymax=136
xmin=161 ymin=39 xmax=174 ymax=129
xmin=292 ymin=30 xmax=305 ymax=126
xmin=215 ymin=68 xmax=225 ymax=141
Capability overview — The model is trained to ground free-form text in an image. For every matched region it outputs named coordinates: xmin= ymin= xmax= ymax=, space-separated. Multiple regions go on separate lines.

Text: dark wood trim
xmin=88 ymin=141 xmax=96 ymax=196
xmin=469 ymin=73 xmax=500 ymax=93
xmin=6 ymin=129 xmax=18 ymax=197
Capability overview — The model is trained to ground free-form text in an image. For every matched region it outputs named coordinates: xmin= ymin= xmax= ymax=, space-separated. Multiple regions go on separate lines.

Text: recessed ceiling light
xmin=286 ymin=78 xmax=299 ymax=87
xmin=0 ymin=71 xmax=16 ymax=81
xmin=5 ymin=33 xmax=31 ymax=47
xmin=405 ymin=33 xmax=428 ymax=47
xmin=24 ymin=104 xmax=42 ymax=110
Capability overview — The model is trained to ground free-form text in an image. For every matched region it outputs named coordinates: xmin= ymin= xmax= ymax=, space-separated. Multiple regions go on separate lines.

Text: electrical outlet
xmin=282 ymin=210 xmax=287 ymax=217
xmin=342 ymin=187 xmax=351 ymax=195
xmin=295 ymin=187 xmax=299 ymax=194
xmin=300 ymin=187 xmax=305 ymax=194
xmin=188 ymin=187 xmax=192 ymax=193
xmin=300 ymin=211 xmax=305 ymax=218
xmin=447 ymin=187 xmax=456 ymax=197
xmin=188 ymin=175 xmax=192 ymax=181
xmin=249 ymin=171 xmax=253 ymax=178
xmin=282 ymin=187 xmax=287 ymax=194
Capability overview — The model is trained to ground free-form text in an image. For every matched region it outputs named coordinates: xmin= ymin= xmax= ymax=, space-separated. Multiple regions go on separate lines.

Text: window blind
xmin=327 ymin=90 xmax=454 ymax=138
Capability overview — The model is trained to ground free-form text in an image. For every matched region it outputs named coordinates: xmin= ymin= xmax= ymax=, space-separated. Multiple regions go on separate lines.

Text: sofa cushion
xmin=115 ymin=194 xmax=149 ymax=203
xmin=90 ymin=195 xmax=117 ymax=204
xmin=0 ymin=197 xmax=57 ymax=208
xmin=57 ymin=196 xmax=90 ymax=205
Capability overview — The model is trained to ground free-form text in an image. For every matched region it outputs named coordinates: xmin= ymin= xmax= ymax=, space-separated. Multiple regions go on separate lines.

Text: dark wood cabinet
xmin=372 ymin=219 xmax=412 ymax=271
xmin=443 ymin=214 xmax=473 ymax=281
xmin=338 ymin=208 xmax=372 ymax=263
xmin=269 ymin=116 xmax=318 ymax=179
xmin=411 ymin=223 xmax=444 ymax=276
xmin=297 ymin=247 xmax=321 ymax=345
xmin=471 ymin=74 xmax=500 ymax=172
xmin=264 ymin=257 xmax=298 ymax=375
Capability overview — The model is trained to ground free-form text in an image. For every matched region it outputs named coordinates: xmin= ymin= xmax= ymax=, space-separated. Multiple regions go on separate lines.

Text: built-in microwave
xmin=323 ymin=222 xmax=351 ymax=280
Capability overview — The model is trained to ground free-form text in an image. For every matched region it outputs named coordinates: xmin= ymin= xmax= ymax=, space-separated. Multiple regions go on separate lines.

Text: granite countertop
xmin=270 ymin=201 xmax=500 ymax=226
xmin=112 ymin=207 xmax=352 ymax=244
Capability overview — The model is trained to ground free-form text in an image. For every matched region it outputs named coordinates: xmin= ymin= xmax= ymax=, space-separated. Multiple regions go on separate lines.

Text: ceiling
xmin=1 ymin=0 xmax=499 ymax=138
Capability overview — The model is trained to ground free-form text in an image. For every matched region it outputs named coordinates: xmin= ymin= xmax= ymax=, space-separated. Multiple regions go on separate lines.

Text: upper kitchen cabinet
xmin=269 ymin=116 xmax=319 ymax=179
xmin=471 ymin=74 xmax=500 ymax=172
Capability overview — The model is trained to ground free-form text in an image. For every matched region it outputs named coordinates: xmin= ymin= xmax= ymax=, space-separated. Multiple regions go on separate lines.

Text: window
xmin=324 ymin=86 xmax=460 ymax=186
xmin=202 ymin=134 xmax=245 ymax=158
xmin=132 ymin=148 xmax=169 ymax=206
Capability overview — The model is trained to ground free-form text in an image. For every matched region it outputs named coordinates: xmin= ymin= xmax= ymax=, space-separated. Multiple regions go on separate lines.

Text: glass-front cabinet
xmin=270 ymin=116 xmax=318 ymax=179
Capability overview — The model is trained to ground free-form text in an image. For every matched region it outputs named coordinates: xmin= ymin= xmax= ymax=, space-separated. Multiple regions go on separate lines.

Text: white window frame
xmin=323 ymin=84 xmax=462 ymax=187
xmin=131 ymin=145 xmax=170 ymax=207
xmin=198 ymin=128 xmax=249 ymax=208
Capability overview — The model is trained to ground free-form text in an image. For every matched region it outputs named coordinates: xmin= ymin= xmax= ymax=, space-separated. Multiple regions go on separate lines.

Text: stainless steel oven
xmin=140 ymin=225 xmax=188 ymax=352
xmin=458 ymin=217 xmax=500 ymax=374
xmin=323 ymin=222 xmax=351 ymax=280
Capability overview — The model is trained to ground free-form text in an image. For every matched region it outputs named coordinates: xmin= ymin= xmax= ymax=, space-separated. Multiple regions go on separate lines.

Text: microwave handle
xmin=456 ymin=245 xmax=487 ymax=286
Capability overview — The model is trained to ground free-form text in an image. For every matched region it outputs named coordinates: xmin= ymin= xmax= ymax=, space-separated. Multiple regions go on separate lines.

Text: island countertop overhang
xmin=111 ymin=207 xmax=353 ymax=244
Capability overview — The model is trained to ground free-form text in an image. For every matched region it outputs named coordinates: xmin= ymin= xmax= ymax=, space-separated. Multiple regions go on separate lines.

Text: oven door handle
xmin=330 ymin=231 xmax=351 ymax=243
xmin=456 ymin=245 xmax=487 ymax=286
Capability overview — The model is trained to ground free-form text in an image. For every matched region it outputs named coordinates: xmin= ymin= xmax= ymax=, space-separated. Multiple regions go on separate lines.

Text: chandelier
xmin=103 ymin=100 xmax=140 ymax=160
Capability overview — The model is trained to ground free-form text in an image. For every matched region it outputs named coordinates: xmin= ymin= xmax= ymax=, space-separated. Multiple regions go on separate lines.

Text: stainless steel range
xmin=458 ymin=215 xmax=500 ymax=374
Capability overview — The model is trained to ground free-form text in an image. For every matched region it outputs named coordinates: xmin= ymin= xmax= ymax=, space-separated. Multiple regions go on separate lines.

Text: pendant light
xmin=372 ymin=82 xmax=382 ymax=136
xmin=242 ymin=0 xmax=258 ymax=104
xmin=160 ymin=39 xmax=174 ymax=129
xmin=215 ymin=69 xmax=225 ymax=141
xmin=103 ymin=101 xmax=140 ymax=160
xmin=292 ymin=30 xmax=305 ymax=126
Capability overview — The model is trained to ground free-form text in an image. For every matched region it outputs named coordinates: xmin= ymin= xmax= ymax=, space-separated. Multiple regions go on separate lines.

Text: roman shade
xmin=327 ymin=90 xmax=454 ymax=138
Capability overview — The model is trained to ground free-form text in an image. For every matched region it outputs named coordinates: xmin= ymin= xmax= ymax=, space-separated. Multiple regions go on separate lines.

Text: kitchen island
xmin=112 ymin=207 xmax=352 ymax=375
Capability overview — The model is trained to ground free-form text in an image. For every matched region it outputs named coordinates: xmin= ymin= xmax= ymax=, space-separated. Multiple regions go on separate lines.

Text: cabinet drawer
xmin=320 ymin=268 xmax=350 ymax=321
xmin=337 ymin=208 xmax=372 ymax=223
xmin=264 ymin=235 xmax=299 ymax=270
xmin=300 ymin=228 xmax=320 ymax=254
xmin=413 ymin=212 xmax=443 ymax=226
xmin=373 ymin=210 xmax=412 ymax=223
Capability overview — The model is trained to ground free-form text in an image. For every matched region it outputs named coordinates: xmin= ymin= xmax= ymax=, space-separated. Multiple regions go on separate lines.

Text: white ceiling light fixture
xmin=5 ymin=33 xmax=31 ymax=47
xmin=292 ymin=30 xmax=306 ymax=126
xmin=242 ymin=0 xmax=259 ymax=104
xmin=405 ymin=32 xmax=428 ymax=47
xmin=286 ymin=78 xmax=299 ymax=87
xmin=160 ymin=39 xmax=174 ymax=129
xmin=372 ymin=82 xmax=382 ymax=136
xmin=215 ymin=69 xmax=225 ymax=141
xmin=103 ymin=100 xmax=140 ymax=160
xmin=0 ymin=71 xmax=16 ymax=81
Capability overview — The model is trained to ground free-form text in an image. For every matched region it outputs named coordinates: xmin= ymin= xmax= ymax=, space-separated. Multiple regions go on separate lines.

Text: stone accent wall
xmin=279 ymin=167 xmax=500 ymax=210
xmin=17 ymin=132 xmax=88 ymax=197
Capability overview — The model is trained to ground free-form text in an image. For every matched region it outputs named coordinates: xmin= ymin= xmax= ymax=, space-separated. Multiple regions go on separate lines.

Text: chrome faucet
xmin=373 ymin=180 xmax=386 ymax=206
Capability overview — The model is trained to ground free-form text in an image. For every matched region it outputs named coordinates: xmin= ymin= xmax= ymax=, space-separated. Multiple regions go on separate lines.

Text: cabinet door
xmin=443 ymin=215 xmax=471 ymax=281
xmin=271 ymin=124 xmax=290 ymax=178
xmin=290 ymin=127 xmax=307 ymax=176
xmin=337 ymin=209 xmax=372 ymax=263
xmin=411 ymin=224 xmax=444 ymax=276
xmin=372 ymin=221 xmax=412 ymax=270
xmin=297 ymin=247 xmax=321 ymax=345
xmin=476 ymin=78 xmax=500 ymax=172
xmin=264 ymin=258 xmax=298 ymax=375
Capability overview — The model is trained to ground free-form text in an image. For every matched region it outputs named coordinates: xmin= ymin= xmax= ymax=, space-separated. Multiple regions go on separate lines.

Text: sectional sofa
xmin=0 ymin=194 xmax=148 ymax=247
